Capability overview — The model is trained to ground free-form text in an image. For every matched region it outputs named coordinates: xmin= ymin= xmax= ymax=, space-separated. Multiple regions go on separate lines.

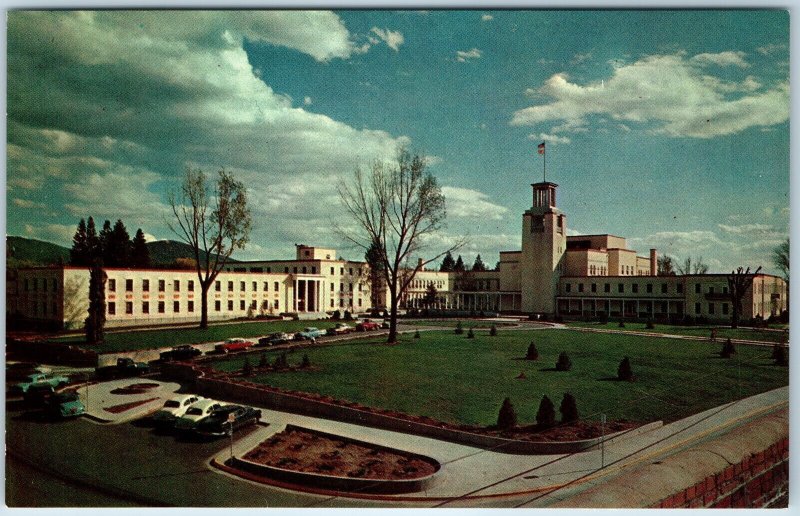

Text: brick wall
xmin=655 ymin=437 xmax=789 ymax=508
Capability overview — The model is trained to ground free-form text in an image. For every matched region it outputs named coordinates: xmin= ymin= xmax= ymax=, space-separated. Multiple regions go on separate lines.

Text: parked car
xmin=152 ymin=395 xmax=203 ymax=425
xmin=194 ymin=405 xmax=262 ymax=437
xmin=44 ymin=391 xmax=85 ymax=418
xmin=257 ymin=332 xmax=292 ymax=347
xmin=174 ymin=399 xmax=224 ymax=431
xmin=294 ymin=327 xmax=326 ymax=341
xmin=214 ymin=339 xmax=254 ymax=354
xmin=160 ymin=345 xmax=202 ymax=362
xmin=381 ymin=320 xmax=390 ymax=329
xmin=6 ymin=362 xmax=52 ymax=381
xmin=95 ymin=357 xmax=150 ymax=380
xmin=356 ymin=320 xmax=380 ymax=332
xmin=326 ymin=323 xmax=353 ymax=336
xmin=11 ymin=372 xmax=70 ymax=394
xmin=23 ymin=383 xmax=57 ymax=406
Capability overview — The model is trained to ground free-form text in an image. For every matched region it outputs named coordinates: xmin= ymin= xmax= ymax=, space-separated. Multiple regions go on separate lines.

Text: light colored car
xmin=174 ymin=399 xmax=223 ymax=431
xmin=152 ymin=395 xmax=203 ymax=425
xmin=11 ymin=373 xmax=69 ymax=394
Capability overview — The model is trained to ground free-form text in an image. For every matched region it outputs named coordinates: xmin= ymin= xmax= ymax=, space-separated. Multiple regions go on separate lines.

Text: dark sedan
xmin=160 ymin=345 xmax=203 ymax=362
xmin=194 ymin=405 xmax=262 ymax=437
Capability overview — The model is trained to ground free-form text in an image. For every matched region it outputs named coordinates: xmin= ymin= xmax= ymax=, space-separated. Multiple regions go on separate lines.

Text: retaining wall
xmin=6 ymin=338 xmax=97 ymax=367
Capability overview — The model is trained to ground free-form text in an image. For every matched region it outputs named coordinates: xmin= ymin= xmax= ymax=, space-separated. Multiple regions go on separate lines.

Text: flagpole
xmin=543 ymin=140 xmax=546 ymax=183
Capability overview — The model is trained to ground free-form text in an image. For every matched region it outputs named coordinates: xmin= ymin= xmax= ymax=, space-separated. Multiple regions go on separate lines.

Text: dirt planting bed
xmin=110 ymin=383 xmax=160 ymax=395
xmin=243 ymin=427 xmax=438 ymax=480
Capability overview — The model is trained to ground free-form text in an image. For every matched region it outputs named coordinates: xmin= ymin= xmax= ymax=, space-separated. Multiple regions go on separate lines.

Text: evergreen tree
xmin=301 ymin=354 xmax=311 ymax=368
xmin=526 ymin=342 xmax=539 ymax=360
xmin=719 ymin=338 xmax=736 ymax=358
xmin=496 ymin=397 xmax=518 ymax=430
xmin=440 ymin=251 xmax=456 ymax=272
xmin=258 ymin=352 xmax=269 ymax=368
xmin=774 ymin=346 xmax=788 ymax=366
xmin=617 ymin=356 xmax=634 ymax=381
xmin=454 ymin=255 xmax=466 ymax=272
xmin=242 ymin=357 xmax=253 ymax=376
xmin=86 ymin=217 xmax=101 ymax=263
xmin=131 ymin=228 xmax=150 ymax=268
xmin=555 ymin=351 xmax=572 ymax=371
xmin=70 ymin=218 xmax=88 ymax=265
xmin=559 ymin=393 xmax=579 ymax=423
xmin=109 ymin=219 xmax=131 ymax=266
xmin=472 ymin=254 xmax=487 ymax=272
xmin=85 ymin=264 xmax=107 ymax=345
xmin=536 ymin=395 xmax=556 ymax=427
xmin=99 ymin=219 xmax=113 ymax=265
xmin=365 ymin=239 xmax=386 ymax=310
xmin=467 ymin=327 xmax=475 ymax=338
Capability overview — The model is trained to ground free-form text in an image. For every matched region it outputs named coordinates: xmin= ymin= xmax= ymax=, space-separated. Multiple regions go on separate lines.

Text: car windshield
xmin=185 ymin=408 xmax=203 ymax=415
xmin=164 ymin=400 xmax=181 ymax=408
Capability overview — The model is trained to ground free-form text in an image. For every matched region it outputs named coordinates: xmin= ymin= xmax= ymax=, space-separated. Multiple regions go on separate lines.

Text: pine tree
xmin=472 ymin=254 xmax=487 ymax=272
xmin=489 ymin=324 xmax=498 ymax=336
xmin=497 ymin=397 xmax=518 ymax=430
xmin=301 ymin=354 xmax=311 ymax=368
xmin=258 ymin=352 xmax=269 ymax=368
xmin=536 ymin=395 xmax=556 ymax=427
xmin=719 ymin=338 xmax=736 ymax=358
xmin=109 ymin=219 xmax=131 ymax=266
xmin=85 ymin=264 xmax=107 ymax=345
xmin=454 ymin=255 xmax=466 ymax=272
xmin=242 ymin=357 xmax=253 ymax=376
xmin=70 ymin=218 xmax=88 ymax=265
xmin=555 ymin=351 xmax=572 ymax=371
xmin=454 ymin=321 xmax=464 ymax=335
xmin=467 ymin=327 xmax=475 ymax=338
xmin=99 ymin=219 xmax=113 ymax=265
xmin=131 ymin=228 xmax=150 ymax=268
xmin=617 ymin=356 xmax=634 ymax=381
xmin=559 ymin=393 xmax=579 ymax=423
xmin=526 ymin=342 xmax=539 ymax=360
xmin=86 ymin=217 xmax=101 ymax=264
xmin=440 ymin=251 xmax=456 ymax=272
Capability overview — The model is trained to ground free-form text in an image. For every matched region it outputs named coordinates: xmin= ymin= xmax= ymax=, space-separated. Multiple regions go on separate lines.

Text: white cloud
xmin=717 ymin=223 xmax=774 ymax=235
xmin=303 ymin=96 xmax=313 ymax=106
xmin=455 ymin=48 xmax=483 ymax=63
xmin=691 ymin=51 xmax=749 ymax=68
xmin=481 ymin=14 xmax=494 ymax=22
xmin=370 ymin=27 xmax=405 ymax=52
xmin=23 ymin=223 xmax=77 ymax=246
xmin=757 ymin=43 xmax=786 ymax=56
xmin=529 ymin=133 xmax=571 ymax=145
xmin=440 ymin=186 xmax=509 ymax=220
xmin=511 ymin=52 xmax=788 ymax=138
xmin=12 ymin=198 xmax=46 ymax=209
xmin=571 ymin=51 xmax=593 ymax=65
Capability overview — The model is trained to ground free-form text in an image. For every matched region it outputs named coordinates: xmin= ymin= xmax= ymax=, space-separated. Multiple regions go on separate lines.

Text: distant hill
xmin=6 ymin=236 xmax=240 ymax=268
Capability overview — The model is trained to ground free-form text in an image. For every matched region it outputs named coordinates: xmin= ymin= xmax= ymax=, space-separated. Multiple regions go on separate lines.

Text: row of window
xmin=410 ymin=279 xmax=446 ymax=290
xmin=27 ymin=301 xmax=58 ymax=318
xmin=231 ymin=265 xmax=363 ymax=276
xmin=565 ymin=282 xmax=686 ymax=294
xmin=329 ymin=282 xmax=361 ymax=293
xmin=695 ymin=302 xmax=729 ymax=315
xmin=22 ymin=278 xmax=58 ymax=293
xmin=108 ymin=299 xmax=281 ymax=316
xmin=329 ymin=298 xmax=362 ymax=308
xmin=694 ymin=284 xmax=729 ymax=294
xmin=108 ymin=278 xmax=196 ymax=293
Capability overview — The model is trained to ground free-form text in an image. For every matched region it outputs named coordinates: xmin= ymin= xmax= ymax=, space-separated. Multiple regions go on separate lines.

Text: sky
xmin=5 ymin=10 xmax=790 ymax=275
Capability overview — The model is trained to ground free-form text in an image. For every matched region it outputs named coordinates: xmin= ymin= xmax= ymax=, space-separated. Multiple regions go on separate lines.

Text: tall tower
xmin=520 ymin=182 xmax=566 ymax=316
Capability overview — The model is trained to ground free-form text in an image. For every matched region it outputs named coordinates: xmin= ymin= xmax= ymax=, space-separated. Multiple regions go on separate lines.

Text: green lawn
xmin=51 ymin=319 xmax=339 ymax=353
xmin=565 ymin=321 xmax=789 ymax=344
xmin=407 ymin=320 xmax=518 ymax=328
xmin=208 ymin=330 xmax=788 ymax=427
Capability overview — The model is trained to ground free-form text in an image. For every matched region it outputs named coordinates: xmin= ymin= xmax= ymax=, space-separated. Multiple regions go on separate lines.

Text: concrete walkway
xmin=77 ymin=378 xmax=181 ymax=424
xmin=207 ymin=385 xmax=788 ymax=505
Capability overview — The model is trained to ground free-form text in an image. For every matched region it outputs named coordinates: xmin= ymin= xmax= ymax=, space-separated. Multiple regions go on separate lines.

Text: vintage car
xmin=214 ymin=339 xmax=254 ymax=354
xmin=159 ymin=345 xmax=203 ymax=362
xmin=44 ymin=391 xmax=86 ymax=418
xmin=194 ymin=405 xmax=262 ymax=437
xmin=355 ymin=320 xmax=380 ymax=332
xmin=174 ymin=399 xmax=224 ymax=431
xmin=152 ymin=395 xmax=204 ymax=425
xmin=326 ymin=323 xmax=354 ymax=336
xmin=294 ymin=327 xmax=325 ymax=341
xmin=257 ymin=332 xmax=292 ymax=347
xmin=11 ymin=373 xmax=70 ymax=395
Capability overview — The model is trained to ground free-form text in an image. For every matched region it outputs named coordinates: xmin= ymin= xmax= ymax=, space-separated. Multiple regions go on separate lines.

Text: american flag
xmin=537 ymin=141 xmax=545 ymax=155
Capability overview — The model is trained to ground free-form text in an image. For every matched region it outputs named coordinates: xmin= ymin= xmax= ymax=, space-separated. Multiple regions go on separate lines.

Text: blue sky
xmin=6 ymin=10 xmax=789 ymax=274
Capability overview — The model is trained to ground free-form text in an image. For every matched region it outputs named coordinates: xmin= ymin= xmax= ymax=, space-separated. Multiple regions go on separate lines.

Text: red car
xmin=215 ymin=339 xmax=254 ymax=353
xmin=356 ymin=321 xmax=380 ymax=331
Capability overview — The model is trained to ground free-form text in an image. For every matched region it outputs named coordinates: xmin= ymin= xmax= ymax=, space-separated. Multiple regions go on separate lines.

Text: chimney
xmin=650 ymin=249 xmax=658 ymax=277
xmin=418 ymin=258 xmax=424 ymax=271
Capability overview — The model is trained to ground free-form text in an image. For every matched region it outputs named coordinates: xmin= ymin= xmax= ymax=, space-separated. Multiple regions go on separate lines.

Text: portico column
xmin=293 ymin=279 xmax=298 ymax=312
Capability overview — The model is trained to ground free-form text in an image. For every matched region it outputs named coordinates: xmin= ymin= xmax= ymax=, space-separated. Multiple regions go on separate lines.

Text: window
xmin=240 ymin=281 xmax=245 ymax=291
xmin=695 ymin=302 xmax=701 ymax=315
xmin=708 ymin=303 xmax=715 ymax=315
xmin=52 ymin=279 xmax=58 ymax=292
xmin=604 ymin=283 xmax=611 ymax=293
xmin=330 ymin=283 xmax=334 ymax=291
xmin=349 ymin=268 xmax=353 ymax=275
xmin=302 ymin=267 xmax=307 ymax=274
xmin=224 ymin=300 xmax=231 ymax=311
xmin=723 ymin=286 xmax=728 ymax=294
xmin=632 ymin=284 xmax=639 ymax=293
xmin=126 ymin=302 xmax=133 ymax=314
xmin=262 ymin=300 xmax=269 ymax=310
xmin=578 ymin=283 xmax=584 ymax=293
xmin=274 ymin=300 xmax=279 ymax=309
xmin=158 ymin=301 xmax=165 ymax=314
xmin=141 ymin=279 xmax=149 ymax=292
xmin=566 ymin=283 xmax=571 ymax=293
xmin=250 ymin=300 xmax=257 ymax=310
xmin=722 ymin=303 xmax=729 ymax=315
xmin=240 ymin=300 xmax=245 ymax=310
xmin=173 ymin=280 xmax=180 ymax=292
xmin=618 ymin=283 xmax=624 ymax=293
xmin=188 ymin=301 xmax=194 ymax=313
xmin=124 ymin=279 xmax=132 ymax=292
xmin=284 ymin=267 xmax=289 ymax=273
xmin=591 ymin=283 xmax=597 ymax=293
xmin=358 ymin=298 xmax=363 ymax=307
xmin=647 ymin=283 xmax=653 ymax=293
xmin=215 ymin=281 xmax=221 ymax=292
xmin=349 ymin=283 xmax=353 ymax=292
xmin=188 ymin=280 xmax=194 ymax=292
xmin=340 ymin=267 xmax=344 ymax=275
xmin=708 ymin=286 xmax=714 ymax=294
xmin=677 ymin=283 xmax=683 ymax=294
xmin=340 ymin=282 xmax=344 ymax=292
xmin=293 ymin=267 xmax=297 ymax=273
xmin=695 ymin=283 xmax=701 ymax=294
xmin=267 ymin=267 xmax=271 ymax=273
xmin=274 ymin=281 xmax=279 ymax=291
xmin=252 ymin=281 xmax=257 ymax=291
xmin=215 ymin=300 xmax=221 ymax=312
xmin=143 ymin=302 xmax=149 ymax=314
xmin=312 ymin=267 xmax=317 ymax=274
xmin=661 ymin=283 xmax=668 ymax=294
xmin=158 ymin=279 xmax=165 ymax=292
xmin=174 ymin=301 xmax=180 ymax=313
xmin=330 ymin=267 xmax=334 ymax=275
xmin=228 ymin=281 xmax=234 ymax=292
xmin=339 ymin=299 xmax=344 ymax=307
xmin=108 ymin=279 xmax=116 ymax=292
xmin=263 ymin=281 xmax=268 ymax=291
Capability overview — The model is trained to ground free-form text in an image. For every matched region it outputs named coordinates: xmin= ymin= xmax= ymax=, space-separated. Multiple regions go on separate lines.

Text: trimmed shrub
xmin=618 ymin=320 xmax=626 ymax=328
xmin=413 ymin=330 xmax=421 ymax=339
xmin=645 ymin=319 xmax=655 ymax=330
xmin=343 ymin=310 xmax=353 ymax=321
xmin=774 ymin=346 xmax=788 ymax=366
xmin=454 ymin=321 xmax=464 ymax=335
xmin=331 ymin=310 xmax=341 ymax=321
xmin=555 ymin=351 xmax=572 ymax=371
xmin=525 ymin=342 xmax=539 ymax=361
xmin=617 ymin=356 xmax=634 ymax=381
xmin=242 ymin=357 xmax=253 ymax=376
xmin=559 ymin=393 xmax=579 ymax=423
xmin=301 ymin=354 xmax=311 ymax=368
xmin=467 ymin=328 xmax=475 ymax=339
xmin=497 ymin=397 xmax=518 ymax=430
xmin=490 ymin=324 xmax=498 ymax=336
xmin=771 ymin=344 xmax=783 ymax=360
xmin=274 ymin=352 xmax=289 ymax=369
xmin=536 ymin=395 xmax=556 ymax=427
xmin=719 ymin=338 xmax=736 ymax=358
xmin=258 ymin=352 xmax=269 ymax=369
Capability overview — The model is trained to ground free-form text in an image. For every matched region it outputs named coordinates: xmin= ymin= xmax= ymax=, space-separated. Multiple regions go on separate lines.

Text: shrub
xmin=331 ymin=310 xmax=341 ymax=321
xmin=525 ymin=342 xmax=539 ymax=361
xmin=490 ymin=324 xmax=498 ymax=336
xmin=258 ymin=352 xmax=269 ymax=368
xmin=274 ymin=352 xmax=289 ymax=369
xmin=343 ymin=310 xmax=353 ymax=321
xmin=719 ymin=338 xmax=736 ymax=358
xmin=555 ymin=351 xmax=572 ymax=371
xmin=774 ymin=346 xmax=788 ymax=366
xmin=467 ymin=328 xmax=475 ymax=339
xmin=536 ymin=395 xmax=556 ymax=427
xmin=617 ymin=357 xmax=634 ymax=381
xmin=618 ymin=320 xmax=626 ymax=328
xmin=242 ymin=357 xmax=253 ymax=376
xmin=496 ymin=397 xmax=518 ymax=430
xmin=559 ymin=393 xmax=579 ymax=423
xmin=413 ymin=330 xmax=421 ymax=339
xmin=454 ymin=321 xmax=464 ymax=335
xmin=301 ymin=354 xmax=311 ymax=368
xmin=645 ymin=319 xmax=655 ymax=330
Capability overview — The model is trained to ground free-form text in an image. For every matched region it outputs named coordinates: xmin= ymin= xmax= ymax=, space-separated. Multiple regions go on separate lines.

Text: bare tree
xmin=727 ymin=266 xmax=762 ymax=328
xmin=338 ymin=149 xmax=464 ymax=343
xmin=772 ymin=238 xmax=789 ymax=281
xmin=168 ymin=168 xmax=252 ymax=329
xmin=657 ymin=254 xmax=676 ymax=276
xmin=676 ymin=256 xmax=709 ymax=275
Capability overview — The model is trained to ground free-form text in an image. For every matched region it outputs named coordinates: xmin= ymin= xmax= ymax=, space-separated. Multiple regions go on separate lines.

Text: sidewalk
xmin=77 ymin=378 xmax=181 ymax=424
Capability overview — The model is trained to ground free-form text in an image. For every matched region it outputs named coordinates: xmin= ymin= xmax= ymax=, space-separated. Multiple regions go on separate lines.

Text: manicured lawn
xmin=51 ymin=319 xmax=339 ymax=353
xmin=208 ymin=330 xmax=788 ymax=427
xmin=565 ymin=321 xmax=789 ymax=344
xmin=407 ymin=319 xmax=519 ymax=328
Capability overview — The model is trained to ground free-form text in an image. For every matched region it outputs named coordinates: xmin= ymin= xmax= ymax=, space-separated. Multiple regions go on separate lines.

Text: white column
xmin=293 ymin=280 xmax=298 ymax=312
